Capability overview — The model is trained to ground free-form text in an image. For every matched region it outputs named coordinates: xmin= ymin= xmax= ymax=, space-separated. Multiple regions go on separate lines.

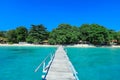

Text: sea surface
xmin=65 ymin=47 xmax=120 ymax=80
xmin=0 ymin=46 xmax=56 ymax=80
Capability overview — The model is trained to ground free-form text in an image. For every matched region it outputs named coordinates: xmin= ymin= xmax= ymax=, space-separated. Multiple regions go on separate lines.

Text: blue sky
xmin=0 ymin=0 xmax=120 ymax=31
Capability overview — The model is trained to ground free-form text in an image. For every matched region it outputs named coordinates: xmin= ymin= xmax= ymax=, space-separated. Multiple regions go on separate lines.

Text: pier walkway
xmin=46 ymin=46 xmax=77 ymax=80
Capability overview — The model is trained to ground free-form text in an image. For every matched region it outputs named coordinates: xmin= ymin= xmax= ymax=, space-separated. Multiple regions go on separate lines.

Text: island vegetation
xmin=0 ymin=23 xmax=120 ymax=45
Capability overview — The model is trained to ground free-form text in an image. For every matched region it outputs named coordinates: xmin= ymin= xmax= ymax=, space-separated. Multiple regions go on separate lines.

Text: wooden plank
xmin=46 ymin=46 xmax=76 ymax=80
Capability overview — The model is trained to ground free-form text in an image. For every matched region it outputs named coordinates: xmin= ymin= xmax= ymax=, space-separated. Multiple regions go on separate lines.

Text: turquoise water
xmin=65 ymin=47 xmax=120 ymax=80
xmin=0 ymin=46 xmax=56 ymax=80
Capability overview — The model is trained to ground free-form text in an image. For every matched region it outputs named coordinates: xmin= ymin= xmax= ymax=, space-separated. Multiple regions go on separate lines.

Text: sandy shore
xmin=65 ymin=44 xmax=120 ymax=48
xmin=65 ymin=44 xmax=95 ymax=47
xmin=0 ymin=44 xmax=120 ymax=48
xmin=111 ymin=45 xmax=120 ymax=48
xmin=0 ymin=44 xmax=58 ymax=47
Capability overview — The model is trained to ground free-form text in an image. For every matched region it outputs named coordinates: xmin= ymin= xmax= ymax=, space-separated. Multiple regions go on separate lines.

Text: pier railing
xmin=65 ymin=48 xmax=79 ymax=80
xmin=34 ymin=53 xmax=55 ymax=80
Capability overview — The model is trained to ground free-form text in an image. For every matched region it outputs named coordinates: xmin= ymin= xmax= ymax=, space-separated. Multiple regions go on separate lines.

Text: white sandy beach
xmin=65 ymin=44 xmax=95 ymax=47
xmin=0 ymin=44 xmax=94 ymax=47
xmin=0 ymin=43 xmax=58 ymax=47
xmin=66 ymin=44 xmax=120 ymax=48
xmin=111 ymin=45 xmax=120 ymax=48
xmin=0 ymin=44 xmax=120 ymax=48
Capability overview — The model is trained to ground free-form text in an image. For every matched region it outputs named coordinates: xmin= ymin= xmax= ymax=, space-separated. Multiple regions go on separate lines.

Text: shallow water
xmin=65 ymin=47 xmax=120 ymax=80
xmin=0 ymin=46 xmax=56 ymax=80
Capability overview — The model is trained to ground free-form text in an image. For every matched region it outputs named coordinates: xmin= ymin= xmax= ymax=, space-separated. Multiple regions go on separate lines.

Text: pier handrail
xmin=34 ymin=53 xmax=54 ymax=72
xmin=34 ymin=52 xmax=55 ymax=80
xmin=34 ymin=54 xmax=51 ymax=72
xmin=64 ymin=48 xmax=79 ymax=80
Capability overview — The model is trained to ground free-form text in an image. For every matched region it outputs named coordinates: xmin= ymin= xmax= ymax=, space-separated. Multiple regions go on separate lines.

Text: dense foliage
xmin=0 ymin=23 xmax=120 ymax=45
xmin=0 ymin=31 xmax=7 ymax=43
xmin=0 ymin=31 xmax=6 ymax=38
xmin=49 ymin=24 xmax=80 ymax=44
xmin=26 ymin=24 xmax=48 ymax=44
xmin=79 ymin=24 xmax=111 ymax=45
xmin=7 ymin=30 xmax=17 ymax=43
xmin=16 ymin=26 xmax=28 ymax=42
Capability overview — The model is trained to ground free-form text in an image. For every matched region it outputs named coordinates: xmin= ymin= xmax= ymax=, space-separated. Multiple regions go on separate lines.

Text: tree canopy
xmin=79 ymin=24 xmax=111 ymax=45
xmin=16 ymin=26 xmax=28 ymax=42
xmin=26 ymin=24 xmax=48 ymax=44
xmin=7 ymin=30 xmax=17 ymax=43
xmin=48 ymin=24 xmax=80 ymax=44
xmin=1 ymin=23 xmax=120 ymax=45
xmin=0 ymin=31 xmax=6 ymax=38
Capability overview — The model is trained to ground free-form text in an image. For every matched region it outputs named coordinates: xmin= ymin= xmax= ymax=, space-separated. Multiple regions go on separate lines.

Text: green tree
xmin=116 ymin=31 xmax=120 ymax=44
xmin=7 ymin=30 xmax=17 ymax=43
xmin=49 ymin=24 xmax=79 ymax=44
xmin=16 ymin=26 xmax=28 ymax=42
xmin=26 ymin=24 xmax=48 ymax=44
xmin=79 ymin=24 xmax=111 ymax=45
xmin=79 ymin=24 xmax=91 ymax=41
xmin=0 ymin=31 xmax=7 ymax=38
xmin=89 ymin=24 xmax=111 ymax=45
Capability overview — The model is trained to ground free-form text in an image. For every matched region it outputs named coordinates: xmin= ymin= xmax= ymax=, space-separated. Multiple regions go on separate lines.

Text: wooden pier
xmin=46 ymin=46 xmax=77 ymax=80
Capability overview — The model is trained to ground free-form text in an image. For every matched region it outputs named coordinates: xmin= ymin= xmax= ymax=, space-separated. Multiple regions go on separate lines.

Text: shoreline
xmin=65 ymin=44 xmax=95 ymax=47
xmin=65 ymin=44 xmax=120 ymax=48
xmin=0 ymin=44 xmax=58 ymax=47
xmin=0 ymin=44 xmax=120 ymax=48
